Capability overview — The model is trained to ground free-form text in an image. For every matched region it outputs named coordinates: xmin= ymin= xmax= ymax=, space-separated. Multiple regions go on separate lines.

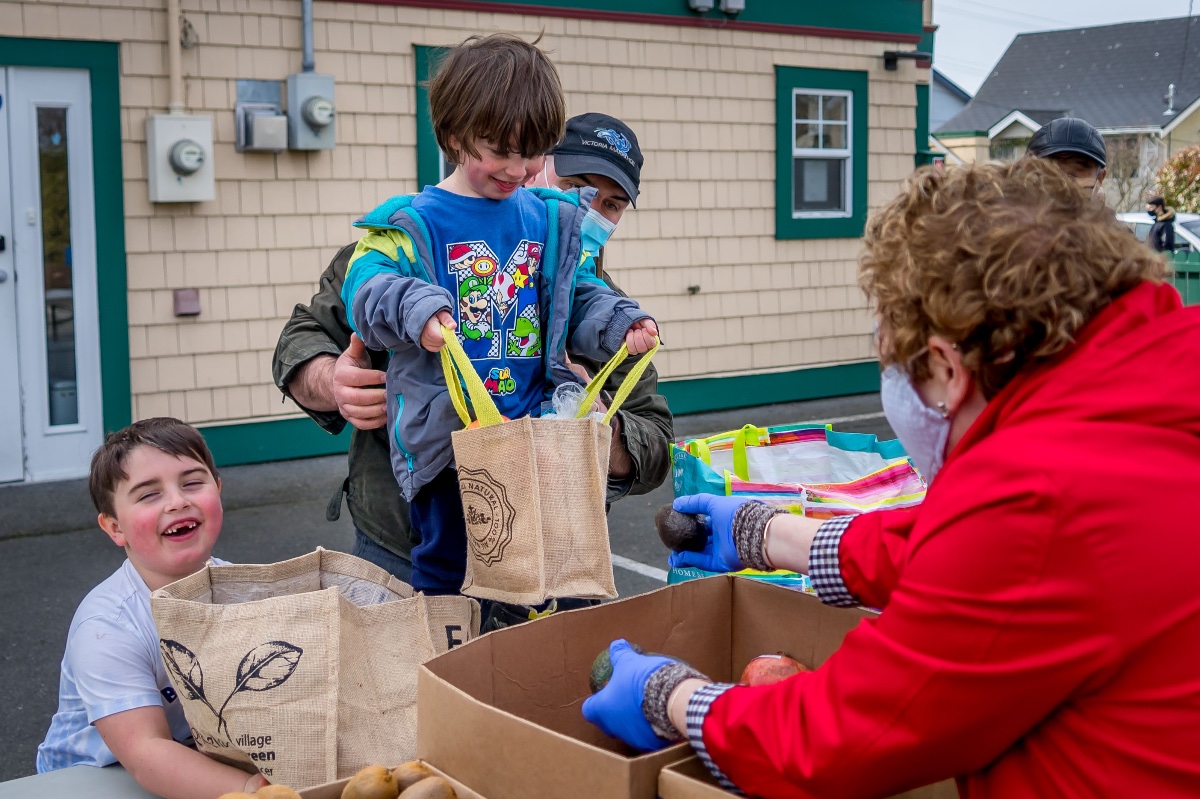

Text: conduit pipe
xmin=302 ymin=0 xmax=315 ymax=72
xmin=167 ymin=0 xmax=185 ymax=113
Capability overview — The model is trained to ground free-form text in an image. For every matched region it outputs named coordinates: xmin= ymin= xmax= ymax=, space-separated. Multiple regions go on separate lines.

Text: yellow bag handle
xmin=442 ymin=326 xmax=658 ymax=428
xmin=577 ymin=338 xmax=659 ymax=425
xmin=440 ymin=326 xmax=505 ymax=428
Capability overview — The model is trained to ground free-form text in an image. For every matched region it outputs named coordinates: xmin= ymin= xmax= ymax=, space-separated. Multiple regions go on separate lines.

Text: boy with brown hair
xmin=341 ymin=33 xmax=657 ymax=597
xmin=37 ymin=418 xmax=267 ymax=798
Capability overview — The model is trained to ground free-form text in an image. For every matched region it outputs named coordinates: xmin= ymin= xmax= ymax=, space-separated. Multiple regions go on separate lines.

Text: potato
xmin=342 ymin=764 xmax=400 ymax=799
xmin=392 ymin=761 xmax=435 ymax=791
xmin=399 ymin=776 xmax=457 ymax=799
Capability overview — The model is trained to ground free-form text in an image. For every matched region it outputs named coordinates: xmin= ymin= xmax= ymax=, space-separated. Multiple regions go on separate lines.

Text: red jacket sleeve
xmin=699 ymin=454 xmax=1118 ymax=799
xmin=835 ymin=507 xmax=919 ymax=610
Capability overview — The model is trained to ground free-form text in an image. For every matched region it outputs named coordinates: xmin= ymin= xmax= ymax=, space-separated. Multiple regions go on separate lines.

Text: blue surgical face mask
xmin=880 ymin=365 xmax=951 ymax=484
xmin=580 ymin=208 xmax=617 ymax=257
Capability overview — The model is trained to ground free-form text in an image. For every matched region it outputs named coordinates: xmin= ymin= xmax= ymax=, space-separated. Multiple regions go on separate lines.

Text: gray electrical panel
xmin=286 ymin=72 xmax=336 ymax=150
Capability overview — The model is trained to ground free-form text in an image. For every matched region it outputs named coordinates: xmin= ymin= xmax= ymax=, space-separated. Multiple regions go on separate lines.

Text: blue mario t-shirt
xmin=411 ymin=185 xmax=547 ymax=420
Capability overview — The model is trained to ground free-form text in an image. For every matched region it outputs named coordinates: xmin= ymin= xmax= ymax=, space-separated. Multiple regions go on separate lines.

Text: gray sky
xmin=933 ymin=0 xmax=1198 ymax=94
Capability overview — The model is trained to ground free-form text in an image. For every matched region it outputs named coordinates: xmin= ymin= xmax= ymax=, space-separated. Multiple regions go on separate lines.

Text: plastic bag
xmin=541 ymin=381 xmax=599 ymax=420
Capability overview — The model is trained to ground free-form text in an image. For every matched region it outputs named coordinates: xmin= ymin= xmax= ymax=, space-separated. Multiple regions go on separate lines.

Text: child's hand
xmin=421 ymin=310 xmax=456 ymax=352
xmin=624 ymin=319 xmax=659 ymax=356
xmin=245 ymin=773 xmax=270 ymax=792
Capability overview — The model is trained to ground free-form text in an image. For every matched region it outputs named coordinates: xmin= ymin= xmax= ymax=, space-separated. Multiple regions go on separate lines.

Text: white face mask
xmin=880 ymin=365 xmax=951 ymax=484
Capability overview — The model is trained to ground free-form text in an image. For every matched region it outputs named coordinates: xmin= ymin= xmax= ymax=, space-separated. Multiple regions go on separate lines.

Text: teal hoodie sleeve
xmin=342 ymin=229 xmax=453 ymax=351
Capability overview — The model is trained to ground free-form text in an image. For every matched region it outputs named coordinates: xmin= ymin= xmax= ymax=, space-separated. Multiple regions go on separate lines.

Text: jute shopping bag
xmin=441 ymin=327 xmax=658 ymax=605
xmin=149 ymin=549 xmax=479 ymax=788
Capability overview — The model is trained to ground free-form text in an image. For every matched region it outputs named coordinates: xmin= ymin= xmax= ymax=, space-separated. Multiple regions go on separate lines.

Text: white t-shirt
xmin=36 ymin=558 xmax=225 ymax=772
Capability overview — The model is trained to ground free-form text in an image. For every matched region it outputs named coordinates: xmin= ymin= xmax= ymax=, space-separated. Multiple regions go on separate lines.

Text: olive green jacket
xmin=272 ymin=243 xmax=674 ymax=559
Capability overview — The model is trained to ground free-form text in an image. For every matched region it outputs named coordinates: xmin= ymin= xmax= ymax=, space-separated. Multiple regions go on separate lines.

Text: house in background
xmin=930 ymin=68 xmax=971 ymax=131
xmin=0 ymin=0 xmax=933 ymax=481
xmin=933 ymin=16 xmax=1200 ymax=210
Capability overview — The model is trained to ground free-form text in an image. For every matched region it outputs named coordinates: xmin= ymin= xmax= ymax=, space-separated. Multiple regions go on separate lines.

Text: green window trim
xmin=0 ymin=37 xmax=129 ymax=435
xmin=414 ymin=44 xmax=449 ymax=191
xmin=775 ymin=66 xmax=868 ymax=240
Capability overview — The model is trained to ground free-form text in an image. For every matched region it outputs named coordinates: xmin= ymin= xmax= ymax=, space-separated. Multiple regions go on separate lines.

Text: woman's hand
xmin=666 ymin=494 xmax=754 ymax=573
xmin=581 ymin=640 xmax=682 ymax=752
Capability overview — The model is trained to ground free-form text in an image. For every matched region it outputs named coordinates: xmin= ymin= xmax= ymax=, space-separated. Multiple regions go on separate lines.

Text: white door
xmin=0 ymin=71 xmax=22 ymax=481
xmin=2 ymin=67 xmax=103 ymax=482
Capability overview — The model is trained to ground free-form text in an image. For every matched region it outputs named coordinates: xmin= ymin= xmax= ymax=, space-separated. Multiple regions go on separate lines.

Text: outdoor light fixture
xmin=719 ymin=0 xmax=745 ymax=14
xmin=687 ymin=0 xmax=715 ymax=12
xmin=882 ymin=50 xmax=933 ymax=70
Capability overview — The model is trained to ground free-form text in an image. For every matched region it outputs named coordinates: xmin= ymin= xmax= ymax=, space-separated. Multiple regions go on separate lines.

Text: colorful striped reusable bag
xmin=668 ymin=423 xmax=926 ymax=586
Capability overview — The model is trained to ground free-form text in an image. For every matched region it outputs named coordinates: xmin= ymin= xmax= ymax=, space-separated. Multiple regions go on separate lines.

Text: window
xmin=775 ymin=66 xmax=868 ymax=240
xmin=791 ymin=90 xmax=852 ymax=216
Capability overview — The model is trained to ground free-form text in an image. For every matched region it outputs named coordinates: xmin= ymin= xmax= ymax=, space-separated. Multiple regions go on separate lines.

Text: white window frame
xmin=791 ymin=87 xmax=853 ymax=220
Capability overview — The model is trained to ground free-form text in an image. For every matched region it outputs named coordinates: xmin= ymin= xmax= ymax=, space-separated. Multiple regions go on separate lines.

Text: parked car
xmin=1117 ymin=211 xmax=1200 ymax=253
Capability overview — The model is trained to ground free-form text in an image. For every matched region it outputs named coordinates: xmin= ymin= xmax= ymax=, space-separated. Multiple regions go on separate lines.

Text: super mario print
xmin=446 ymin=238 xmax=544 ymax=396
xmin=448 ymin=242 xmax=502 ymax=359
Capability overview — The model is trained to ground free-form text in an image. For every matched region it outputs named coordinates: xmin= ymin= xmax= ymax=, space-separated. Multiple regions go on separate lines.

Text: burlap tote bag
xmin=149 ymin=548 xmax=479 ymax=789
xmin=440 ymin=327 xmax=658 ymax=605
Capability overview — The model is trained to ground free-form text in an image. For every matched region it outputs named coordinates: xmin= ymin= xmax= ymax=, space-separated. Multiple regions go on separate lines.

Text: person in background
xmin=584 ymin=158 xmax=1200 ymax=798
xmin=1147 ymin=195 xmax=1177 ymax=252
xmin=1024 ymin=116 xmax=1107 ymax=196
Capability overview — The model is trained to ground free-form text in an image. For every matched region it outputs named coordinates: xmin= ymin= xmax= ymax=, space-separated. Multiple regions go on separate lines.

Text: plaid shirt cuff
xmin=809 ymin=515 xmax=859 ymax=607
xmin=686 ymin=683 xmax=744 ymax=795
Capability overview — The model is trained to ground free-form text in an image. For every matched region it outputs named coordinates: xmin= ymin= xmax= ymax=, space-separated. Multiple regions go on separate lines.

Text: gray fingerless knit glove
xmin=732 ymin=500 xmax=787 ymax=571
xmin=642 ymin=661 xmax=709 ymax=740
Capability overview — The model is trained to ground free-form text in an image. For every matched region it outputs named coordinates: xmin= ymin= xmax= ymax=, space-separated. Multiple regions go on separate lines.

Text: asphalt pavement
xmin=0 ymin=392 xmax=892 ymax=781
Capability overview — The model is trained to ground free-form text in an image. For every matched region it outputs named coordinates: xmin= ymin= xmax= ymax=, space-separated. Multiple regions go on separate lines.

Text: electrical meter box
xmin=286 ymin=72 xmax=336 ymax=150
xmin=146 ymin=114 xmax=215 ymax=203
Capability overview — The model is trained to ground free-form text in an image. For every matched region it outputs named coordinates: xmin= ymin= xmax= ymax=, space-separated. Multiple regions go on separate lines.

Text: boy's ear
xmin=216 ymin=476 xmax=222 ymax=494
xmin=97 ymin=513 xmax=127 ymax=548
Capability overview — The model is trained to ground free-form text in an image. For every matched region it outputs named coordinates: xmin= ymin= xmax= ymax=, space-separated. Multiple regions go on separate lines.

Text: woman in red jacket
xmin=583 ymin=158 xmax=1200 ymax=797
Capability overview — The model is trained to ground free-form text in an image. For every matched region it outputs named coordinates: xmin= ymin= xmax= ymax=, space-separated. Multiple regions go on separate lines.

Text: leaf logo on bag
xmin=161 ymin=638 xmax=303 ymax=742
xmin=457 ymin=467 xmax=515 ymax=566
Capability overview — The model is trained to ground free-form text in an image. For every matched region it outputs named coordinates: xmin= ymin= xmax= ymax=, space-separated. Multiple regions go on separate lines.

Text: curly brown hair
xmin=859 ymin=158 xmax=1167 ymax=398
xmin=430 ymin=33 xmax=565 ymax=166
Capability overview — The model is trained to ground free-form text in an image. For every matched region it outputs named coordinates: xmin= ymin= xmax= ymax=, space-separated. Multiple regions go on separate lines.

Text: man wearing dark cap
xmin=272 ymin=113 xmax=671 ymax=628
xmin=1025 ymin=117 xmax=1108 ymax=196
xmin=529 ymin=113 xmax=642 ymax=274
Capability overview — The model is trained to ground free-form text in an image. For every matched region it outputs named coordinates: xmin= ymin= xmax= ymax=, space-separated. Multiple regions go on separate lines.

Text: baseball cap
xmin=551 ymin=113 xmax=643 ymax=207
xmin=1026 ymin=117 xmax=1107 ymax=168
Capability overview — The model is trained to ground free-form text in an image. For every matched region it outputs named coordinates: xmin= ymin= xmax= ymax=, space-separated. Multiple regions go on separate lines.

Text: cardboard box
xmin=659 ymin=756 xmax=959 ymax=799
xmin=298 ymin=763 xmax=485 ymax=799
xmin=419 ymin=575 xmax=955 ymax=799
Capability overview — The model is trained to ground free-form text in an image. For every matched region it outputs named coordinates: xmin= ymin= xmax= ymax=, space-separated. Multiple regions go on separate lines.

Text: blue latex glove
xmin=581 ymin=639 xmax=678 ymax=752
xmin=666 ymin=494 xmax=752 ymax=573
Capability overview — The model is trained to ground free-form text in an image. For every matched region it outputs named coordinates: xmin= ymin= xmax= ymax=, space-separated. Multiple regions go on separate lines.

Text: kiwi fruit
xmin=399 ymin=776 xmax=457 ymax=799
xmin=256 ymin=787 xmax=302 ymax=799
xmin=392 ymin=761 xmax=436 ymax=791
xmin=341 ymin=764 xmax=400 ymax=799
xmin=655 ymin=505 xmax=705 ymax=552
xmin=589 ymin=642 xmax=646 ymax=694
